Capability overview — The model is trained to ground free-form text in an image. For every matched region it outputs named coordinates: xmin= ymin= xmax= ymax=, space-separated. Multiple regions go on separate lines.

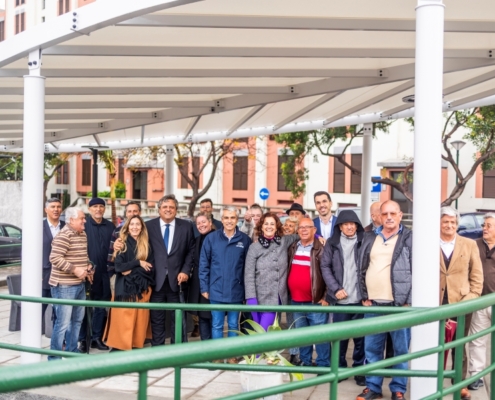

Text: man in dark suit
xmin=42 ymin=198 xmax=65 ymax=327
xmin=192 ymin=198 xmax=222 ymax=238
xmin=313 ymin=191 xmax=336 ymax=240
xmin=364 ymin=202 xmax=382 ymax=233
xmin=146 ymin=194 xmax=195 ymax=346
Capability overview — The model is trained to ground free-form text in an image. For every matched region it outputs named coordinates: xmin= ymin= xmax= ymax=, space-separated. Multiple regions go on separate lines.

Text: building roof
xmin=1 ymin=0 xmax=495 ymax=152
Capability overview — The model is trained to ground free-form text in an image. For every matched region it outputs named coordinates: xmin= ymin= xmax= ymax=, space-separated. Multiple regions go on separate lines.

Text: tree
xmin=98 ymin=150 xmax=118 ymax=225
xmin=274 ymin=123 xmax=391 ymax=198
xmin=133 ymin=139 xmax=257 ymax=217
xmin=43 ymin=153 xmax=71 ymax=208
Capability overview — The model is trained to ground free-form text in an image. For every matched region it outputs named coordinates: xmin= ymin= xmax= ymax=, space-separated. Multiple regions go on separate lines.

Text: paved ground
xmin=0 ymin=285 xmax=492 ymax=400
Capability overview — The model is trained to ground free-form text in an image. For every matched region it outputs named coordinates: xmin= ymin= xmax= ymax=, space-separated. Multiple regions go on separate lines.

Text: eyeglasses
xmin=299 ymin=226 xmax=315 ymax=230
xmin=482 ymin=224 xmax=494 ymax=229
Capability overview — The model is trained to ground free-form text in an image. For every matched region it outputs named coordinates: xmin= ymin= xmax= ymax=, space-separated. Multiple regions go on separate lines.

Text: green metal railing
xmin=0 ymin=293 xmax=494 ymax=400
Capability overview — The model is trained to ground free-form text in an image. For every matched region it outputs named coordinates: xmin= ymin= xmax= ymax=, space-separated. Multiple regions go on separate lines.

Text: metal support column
xmin=21 ymin=50 xmax=45 ymax=364
xmin=165 ymin=145 xmax=174 ymax=195
xmin=92 ymin=148 xmax=98 ymax=198
xmin=360 ymin=124 xmax=373 ymax=225
xmin=410 ymin=0 xmax=445 ymax=398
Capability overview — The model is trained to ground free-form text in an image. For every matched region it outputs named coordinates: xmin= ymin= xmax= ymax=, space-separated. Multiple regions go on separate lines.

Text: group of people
xmin=41 ymin=192 xmax=495 ymax=400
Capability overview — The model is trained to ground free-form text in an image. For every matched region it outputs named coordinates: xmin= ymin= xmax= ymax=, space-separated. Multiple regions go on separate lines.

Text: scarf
xmin=258 ymin=233 xmax=282 ymax=249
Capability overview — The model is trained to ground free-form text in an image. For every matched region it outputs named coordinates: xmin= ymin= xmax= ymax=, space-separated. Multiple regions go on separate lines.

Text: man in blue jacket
xmin=199 ymin=206 xmax=251 ymax=362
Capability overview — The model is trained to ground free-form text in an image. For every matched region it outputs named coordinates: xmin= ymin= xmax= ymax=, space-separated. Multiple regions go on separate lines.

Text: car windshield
xmin=475 ymin=214 xmax=485 ymax=226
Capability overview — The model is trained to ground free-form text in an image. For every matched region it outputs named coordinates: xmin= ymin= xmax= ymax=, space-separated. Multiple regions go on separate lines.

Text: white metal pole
xmin=360 ymin=124 xmax=373 ymax=225
xmin=411 ymin=1 xmax=444 ymax=398
xmin=165 ymin=144 xmax=174 ymax=195
xmin=21 ymin=50 xmax=45 ymax=364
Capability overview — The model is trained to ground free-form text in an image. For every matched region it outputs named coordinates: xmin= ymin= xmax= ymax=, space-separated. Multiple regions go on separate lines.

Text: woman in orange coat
xmin=104 ymin=215 xmax=154 ymax=351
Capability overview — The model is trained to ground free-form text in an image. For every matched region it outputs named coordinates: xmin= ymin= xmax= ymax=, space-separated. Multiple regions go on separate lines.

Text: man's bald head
xmin=370 ymin=202 xmax=382 ymax=215
xmin=380 ymin=200 xmax=402 ymax=233
xmin=298 ymin=217 xmax=316 ymax=243
xmin=380 ymin=200 xmax=401 ymax=213
xmin=370 ymin=202 xmax=383 ymax=227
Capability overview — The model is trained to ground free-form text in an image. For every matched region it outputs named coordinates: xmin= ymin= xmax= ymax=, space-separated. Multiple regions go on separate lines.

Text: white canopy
xmin=1 ymin=0 xmax=495 ymax=152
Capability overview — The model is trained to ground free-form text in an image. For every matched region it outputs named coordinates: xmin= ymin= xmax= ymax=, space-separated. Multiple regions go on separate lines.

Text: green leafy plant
xmin=232 ymin=316 xmax=304 ymax=382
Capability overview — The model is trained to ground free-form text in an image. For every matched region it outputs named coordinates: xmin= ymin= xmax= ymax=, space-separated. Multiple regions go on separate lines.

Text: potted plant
xmin=234 ymin=316 xmax=304 ymax=400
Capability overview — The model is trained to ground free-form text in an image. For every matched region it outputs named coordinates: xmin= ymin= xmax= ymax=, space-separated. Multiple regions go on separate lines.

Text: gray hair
xmin=222 ymin=206 xmax=239 ymax=217
xmin=484 ymin=212 xmax=495 ymax=221
xmin=65 ymin=207 xmax=83 ymax=222
xmin=45 ymin=198 xmax=62 ymax=208
xmin=440 ymin=206 xmax=460 ymax=225
xmin=158 ymin=194 xmax=178 ymax=210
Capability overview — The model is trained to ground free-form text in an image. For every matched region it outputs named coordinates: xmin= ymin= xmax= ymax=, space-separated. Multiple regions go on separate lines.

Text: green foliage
xmin=274 ymin=122 xmax=392 ymax=198
xmin=0 ymin=155 xmax=22 ymax=180
xmin=463 ymin=106 xmax=495 ymax=171
xmin=231 ymin=316 xmax=304 ymax=382
xmin=115 ymin=181 xmax=126 ymax=198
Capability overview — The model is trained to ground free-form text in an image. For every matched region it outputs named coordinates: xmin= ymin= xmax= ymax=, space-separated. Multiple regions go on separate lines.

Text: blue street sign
xmin=371 ymin=177 xmax=382 ymax=193
xmin=259 ymin=188 xmax=270 ymax=200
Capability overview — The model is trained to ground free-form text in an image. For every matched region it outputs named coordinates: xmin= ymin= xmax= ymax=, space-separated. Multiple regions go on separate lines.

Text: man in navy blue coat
xmin=42 ymin=198 xmax=65 ymax=328
xmin=313 ymin=191 xmax=336 ymax=240
xmin=199 ymin=206 xmax=251 ymax=360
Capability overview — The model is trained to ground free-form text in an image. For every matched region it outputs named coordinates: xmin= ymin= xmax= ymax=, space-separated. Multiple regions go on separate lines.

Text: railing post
xmin=436 ymin=319 xmax=446 ymax=397
xmin=174 ymin=309 xmax=183 ymax=400
xmin=330 ymin=341 xmax=340 ymax=400
xmin=453 ymin=315 xmax=465 ymax=400
xmin=491 ymin=305 xmax=495 ymax=398
xmin=138 ymin=371 xmax=148 ymax=400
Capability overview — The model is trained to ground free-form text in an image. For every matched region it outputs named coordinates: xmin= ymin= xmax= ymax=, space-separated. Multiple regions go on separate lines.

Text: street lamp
xmin=82 ymin=145 xmax=109 ymax=198
xmin=451 ymin=140 xmax=466 ymax=209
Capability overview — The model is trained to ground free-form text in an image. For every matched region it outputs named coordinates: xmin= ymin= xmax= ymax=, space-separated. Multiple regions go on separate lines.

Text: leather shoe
xmin=191 ymin=325 xmax=200 ymax=338
xmin=289 ymin=354 xmax=302 ymax=365
xmin=90 ymin=339 xmax=109 ymax=351
xmin=355 ymin=375 xmax=366 ymax=386
xmin=467 ymin=378 xmax=484 ymax=390
xmin=78 ymin=340 xmax=87 ymax=353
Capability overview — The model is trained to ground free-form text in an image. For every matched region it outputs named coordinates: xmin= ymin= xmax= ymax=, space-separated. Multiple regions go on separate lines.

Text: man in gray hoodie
xmin=321 ymin=210 xmax=365 ymax=387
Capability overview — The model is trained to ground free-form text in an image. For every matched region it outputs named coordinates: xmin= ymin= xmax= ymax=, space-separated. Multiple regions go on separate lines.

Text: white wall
xmin=0 ymin=181 xmax=22 ymax=227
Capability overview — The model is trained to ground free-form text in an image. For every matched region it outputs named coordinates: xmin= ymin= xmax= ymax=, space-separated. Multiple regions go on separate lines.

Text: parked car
xmin=457 ymin=212 xmax=485 ymax=240
xmin=0 ymin=223 xmax=22 ymax=263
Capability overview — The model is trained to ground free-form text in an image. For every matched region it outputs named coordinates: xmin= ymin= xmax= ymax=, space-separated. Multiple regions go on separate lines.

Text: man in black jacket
xmin=146 ymin=194 xmax=195 ymax=346
xmin=78 ymin=198 xmax=115 ymax=352
xmin=42 ymin=198 xmax=65 ymax=329
xmin=320 ymin=210 xmax=365 ymax=387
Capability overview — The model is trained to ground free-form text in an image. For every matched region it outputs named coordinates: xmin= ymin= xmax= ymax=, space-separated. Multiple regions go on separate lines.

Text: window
xmin=350 ymin=154 xmax=362 ymax=194
xmin=118 ymin=158 xmax=125 ymax=183
xmin=0 ymin=21 xmax=4 ymax=42
xmin=58 ymin=0 xmax=71 ymax=15
xmin=233 ymin=156 xmax=248 ymax=190
xmin=15 ymin=13 xmax=25 ymax=34
xmin=5 ymin=225 xmax=22 ymax=239
xmin=179 ymin=157 xmax=189 ymax=189
xmin=459 ymin=215 xmax=476 ymax=230
xmin=82 ymin=159 xmax=91 ymax=186
xmin=483 ymin=167 xmax=495 ymax=198
xmin=56 ymin=163 xmax=69 ymax=185
xmin=42 ymin=0 xmax=46 ymax=9
xmin=277 ymin=156 xmax=290 ymax=192
xmin=15 ymin=0 xmax=25 ymax=6
xmin=333 ymin=158 xmax=345 ymax=193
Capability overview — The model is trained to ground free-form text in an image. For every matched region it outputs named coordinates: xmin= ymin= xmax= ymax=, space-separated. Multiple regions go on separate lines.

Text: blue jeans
xmin=364 ymin=313 xmax=411 ymax=394
xmin=292 ymin=301 xmax=330 ymax=367
xmin=333 ymin=303 xmax=365 ymax=368
xmin=49 ymin=283 xmax=86 ymax=361
xmin=210 ymin=300 xmax=241 ymax=340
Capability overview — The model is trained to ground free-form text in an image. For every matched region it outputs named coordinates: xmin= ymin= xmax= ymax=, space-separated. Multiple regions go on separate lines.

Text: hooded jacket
xmin=320 ymin=210 xmax=364 ymax=304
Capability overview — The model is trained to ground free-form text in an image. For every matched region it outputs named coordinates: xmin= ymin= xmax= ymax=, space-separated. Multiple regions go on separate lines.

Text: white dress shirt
xmin=48 ymin=220 xmax=61 ymax=239
xmin=160 ymin=218 xmax=176 ymax=254
xmin=440 ymin=236 xmax=456 ymax=259
xmin=320 ymin=216 xmax=333 ymax=240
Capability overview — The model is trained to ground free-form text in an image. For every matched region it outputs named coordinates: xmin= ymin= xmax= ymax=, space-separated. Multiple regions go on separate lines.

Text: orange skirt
xmin=103 ymin=289 xmax=152 ymax=351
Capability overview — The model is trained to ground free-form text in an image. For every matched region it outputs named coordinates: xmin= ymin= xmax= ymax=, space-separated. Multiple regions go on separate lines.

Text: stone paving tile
xmin=209 ymin=371 xmax=240 ymax=384
xmin=147 ymin=368 xmax=175 ymax=378
xmin=154 ymin=368 xmax=221 ymax=389
xmin=74 ymin=378 xmax=110 ymax=388
xmin=191 ymin=382 xmax=242 ymax=398
xmin=147 ymin=386 xmax=195 ymax=399
xmin=93 ymin=374 xmax=156 ymax=392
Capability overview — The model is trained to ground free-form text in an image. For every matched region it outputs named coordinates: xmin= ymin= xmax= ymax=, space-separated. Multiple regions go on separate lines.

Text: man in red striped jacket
xmin=287 ymin=217 xmax=329 ymax=367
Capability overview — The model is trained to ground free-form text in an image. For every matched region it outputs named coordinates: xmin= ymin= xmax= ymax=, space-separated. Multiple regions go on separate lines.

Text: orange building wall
xmin=78 ymin=0 xmax=97 ymax=7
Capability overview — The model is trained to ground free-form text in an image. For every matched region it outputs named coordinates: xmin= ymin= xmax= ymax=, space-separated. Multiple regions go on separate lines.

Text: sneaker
xmin=391 ymin=393 xmax=406 ymax=400
xmin=460 ymin=388 xmax=471 ymax=400
xmin=467 ymin=379 xmax=484 ymax=390
xmin=289 ymin=354 xmax=301 ymax=365
xmin=355 ymin=375 xmax=366 ymax=386
xmin=356 ymin=388 xmax=383 ymax=400
xmin=191 ymin=325 xmax=200 ymax=338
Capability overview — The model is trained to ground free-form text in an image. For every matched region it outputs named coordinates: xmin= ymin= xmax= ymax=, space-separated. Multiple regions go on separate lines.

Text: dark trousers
xmin=78 ymin=292 xmax=108 ymax=342
xmin=150 ymin=278 xmax=188 ymax=345
xmin=333 ymin=303 xmax=365 ymax=368
xmin=198 ymin=316 xmax=212 ymax=341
